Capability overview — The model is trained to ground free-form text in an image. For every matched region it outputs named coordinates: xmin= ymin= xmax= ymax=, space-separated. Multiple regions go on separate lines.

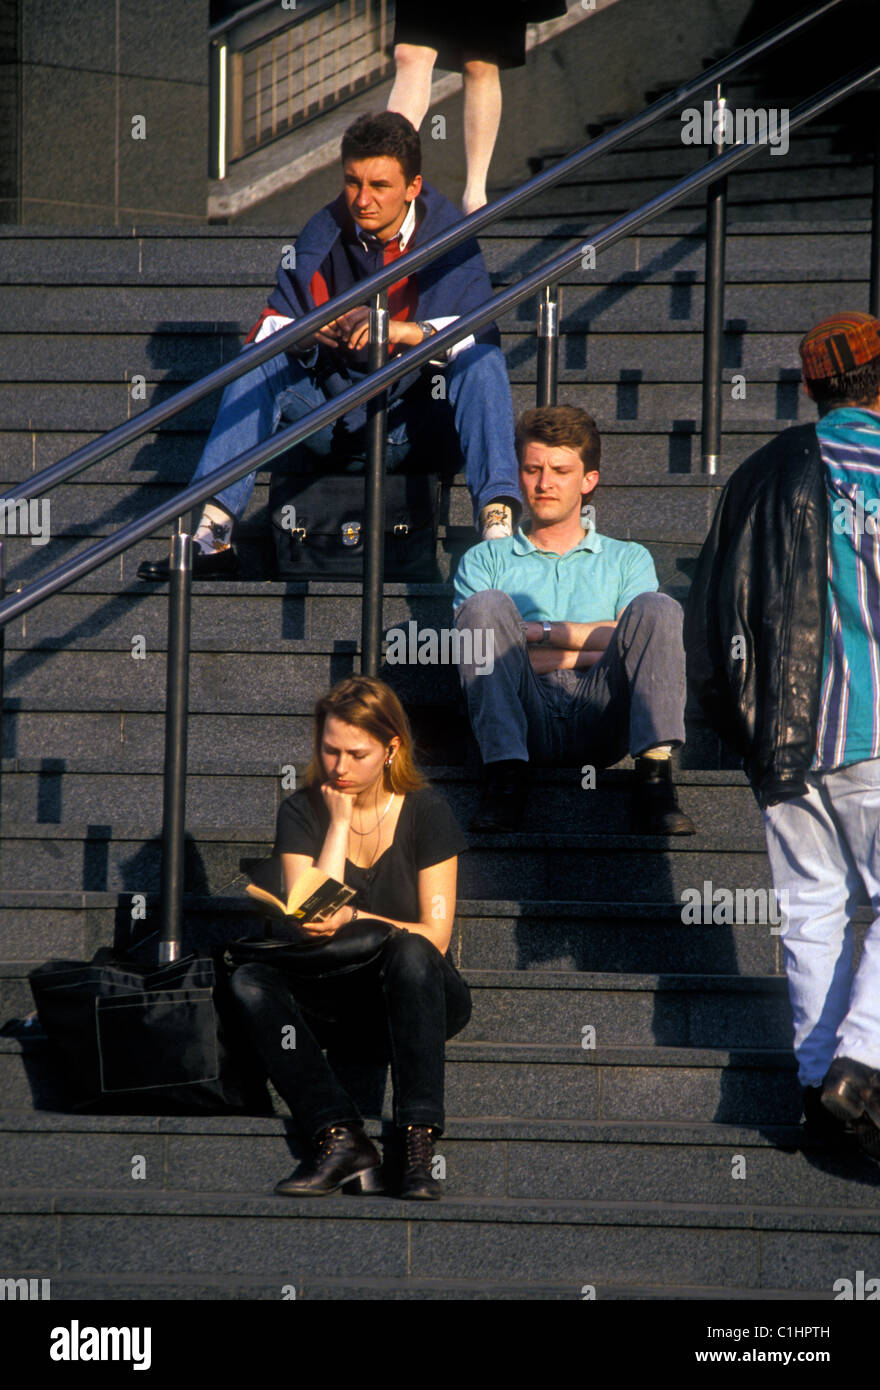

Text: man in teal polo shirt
xmin=453 ymin=404 xmax=695 ymax=833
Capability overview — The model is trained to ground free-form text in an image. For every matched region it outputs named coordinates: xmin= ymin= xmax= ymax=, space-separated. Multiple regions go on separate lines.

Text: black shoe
xmin=469 ymin=759 xmax=529 ymax=832
xmin=273 ymin=1124 xmax=384 ymax=1196
xmin=631 ymin=756 xmax=695 ymax=835
xmin=802 ymin=1084 xmax=849 ymax=1146
xmin=399 ymin=1125 xmax=442 ymax=1201
xmin=852 ymin=1115 xmax=880 ymax=1162
xmin=137 ymin=542 xmax=239 ymax=581
xmin=821 ymin=1056 xmax=880 ymax=1127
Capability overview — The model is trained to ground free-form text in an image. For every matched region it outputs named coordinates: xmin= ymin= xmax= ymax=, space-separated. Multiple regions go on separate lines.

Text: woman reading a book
xmin=229 ymin=674 xmax=471 ymax=1200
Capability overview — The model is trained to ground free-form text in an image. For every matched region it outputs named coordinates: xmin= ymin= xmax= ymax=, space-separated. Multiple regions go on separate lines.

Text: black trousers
xmin=229 ymin=928 xmax=472 ymax=1139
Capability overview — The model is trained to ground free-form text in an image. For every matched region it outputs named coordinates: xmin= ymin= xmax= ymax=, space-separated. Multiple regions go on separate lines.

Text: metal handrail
xmin=208 ymin=0 xmax=306 ymax=41
xmin=1 ymin=58 xmax=877 ymax=631
xmin=0 ymin=0 xmax=849 ymax=508
xmin=3 ymin=4 xmax=873 ymax=953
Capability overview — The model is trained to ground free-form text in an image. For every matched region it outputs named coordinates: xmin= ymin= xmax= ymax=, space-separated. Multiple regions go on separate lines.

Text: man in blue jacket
xmin=139 ymin=111 xmax=521 ymax=580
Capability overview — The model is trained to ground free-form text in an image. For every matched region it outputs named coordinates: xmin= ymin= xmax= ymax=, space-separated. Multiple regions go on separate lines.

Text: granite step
xmin=2 ymin=1186 xmax=878 ymax=1293
xmin=0 ymin=327 xmax=863 ymax=388
xmin=0 ymin=1270 xmax=846 ymax=1300
xmin=0 ymin=818 xmax=774 ymax=898
xmin=3 ymin=1112 xmax=878 ymax=1211
xmin=0 ymin=278 xmax=869 ymax=336
xmin=0 ymin=475 xmax=735 ymax=553
xmin=0 ymin=220 xmax=868 ymax=284
xmin=0 ymin=420 xmax=783 ymax=489
xmin=4 ymin=646 xmax=738 ymax=716
xmin=523 ymin=173 xmax=873 ymax=222
xmin=0 ymin=892 xmax=799 ymax=977
xmin=0 ymin=768 xmax=766 ymax=838
xmin=0 ymin=569 xmax=711 ymax=654
xmin=0 ymin=1033 xmax=800 ymax=1123
xmin=0 ymin=377 xmax=820 ymax=437
xmin=0 ymin=964 xmax=792 ymax=1052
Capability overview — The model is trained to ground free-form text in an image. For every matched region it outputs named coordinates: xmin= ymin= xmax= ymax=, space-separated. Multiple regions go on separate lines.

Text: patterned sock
xmin=194 ymin=503 xmax=233 ymax=553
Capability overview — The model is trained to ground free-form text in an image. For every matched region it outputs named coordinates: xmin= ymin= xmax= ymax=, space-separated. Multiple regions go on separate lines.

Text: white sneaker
xmin=479 ymin=503 xmax=514 ymax=541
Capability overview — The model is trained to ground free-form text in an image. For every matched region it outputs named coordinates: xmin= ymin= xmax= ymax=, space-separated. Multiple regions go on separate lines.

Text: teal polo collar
xmin=511 ymin=520 xmax=602 ymax=557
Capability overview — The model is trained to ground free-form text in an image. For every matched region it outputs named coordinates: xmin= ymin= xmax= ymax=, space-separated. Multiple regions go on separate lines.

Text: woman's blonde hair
xmin=306 ymin=675 xmax=426 ymax=793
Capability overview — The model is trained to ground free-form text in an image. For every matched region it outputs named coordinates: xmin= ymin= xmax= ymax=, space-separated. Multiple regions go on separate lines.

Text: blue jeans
xmin=190 ymin=341 xmax=521 ymax=526
xmin=763 ymin=759 xmax=880 ymax=1087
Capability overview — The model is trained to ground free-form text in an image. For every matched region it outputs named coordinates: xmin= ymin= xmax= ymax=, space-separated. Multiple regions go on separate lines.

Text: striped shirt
xmin=813 ymin=407 xmax=880 ymax=769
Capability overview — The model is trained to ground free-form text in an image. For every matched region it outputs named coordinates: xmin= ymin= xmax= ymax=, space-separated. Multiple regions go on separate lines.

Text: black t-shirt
xmin=273 ymin=786 xmax=467 ymax=924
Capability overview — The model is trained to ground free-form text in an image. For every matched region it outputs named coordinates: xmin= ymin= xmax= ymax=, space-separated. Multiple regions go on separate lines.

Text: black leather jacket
xmin=684 ymin=423 xmax=827 ymax=807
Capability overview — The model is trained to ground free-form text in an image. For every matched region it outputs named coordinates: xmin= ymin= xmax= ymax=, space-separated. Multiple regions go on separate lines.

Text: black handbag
xmin=229 ymin=857 xmax=395 ymax=978
xmin=269 ymin=468 xmax=440 ymax=580
xmin=225 ymin=919 xmax=395 ymax=980
xmin=28 ymin=948 xmax=270 ymax=1114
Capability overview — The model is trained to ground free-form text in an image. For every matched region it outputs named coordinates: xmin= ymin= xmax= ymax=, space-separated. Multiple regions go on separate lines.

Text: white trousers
xmin=763 ymin=759 xmax=880 ymax=1088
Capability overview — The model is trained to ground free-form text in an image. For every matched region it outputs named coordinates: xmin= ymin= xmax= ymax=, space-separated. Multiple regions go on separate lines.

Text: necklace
xmin=349 ymin=790 xmax=395 ymax=836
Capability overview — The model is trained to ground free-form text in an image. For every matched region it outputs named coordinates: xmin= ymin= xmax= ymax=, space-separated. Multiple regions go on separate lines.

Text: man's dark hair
xmin=515 ymin=405 xmax=601 ymax=473
xmin=809 ymin=356 xmax=880 ymax=417
xmin=341 ymin=112 xmax=421 ymax=184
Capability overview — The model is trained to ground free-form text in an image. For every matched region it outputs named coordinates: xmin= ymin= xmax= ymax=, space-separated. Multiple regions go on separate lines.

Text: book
xmin=245 ymin=864 xmax=357 ymax=924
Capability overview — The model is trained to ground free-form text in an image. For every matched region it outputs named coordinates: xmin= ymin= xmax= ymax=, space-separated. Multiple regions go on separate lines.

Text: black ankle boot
xmin=802 ymin=1085 xmax=849 ymax=1146
xmin=470 ymin=759 xmax=529 ymax=832
xmin=399 ymin=1125 xmax=442 ymax=1200
xmin=632 ymin=756 xmax=695 ymax=835
xmin=821 ymin=1056 xmax=880 ymax=1127
xmin=274 ymin=1123 xmax=384 ymax=1196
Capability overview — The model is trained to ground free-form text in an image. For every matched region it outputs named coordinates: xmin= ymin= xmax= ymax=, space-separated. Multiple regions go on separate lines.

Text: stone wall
xmin=6 ymin=0 xmax=208 ymax=226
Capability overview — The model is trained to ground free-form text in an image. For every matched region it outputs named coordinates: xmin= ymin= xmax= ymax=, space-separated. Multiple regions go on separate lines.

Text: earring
xmin=384 ymin=752 xmax=394 ymax=767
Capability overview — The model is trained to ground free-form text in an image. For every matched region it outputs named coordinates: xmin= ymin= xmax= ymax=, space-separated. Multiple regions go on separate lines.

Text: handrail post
xmin=0 ymin=542 xmax=4 ymax=841
xmin=701 ymin=82 xmax=728 ymax=476
xmin=870 ymin=104 xmax=880 ymax=317
xmin=209 ymin=39 xmax=228 ymax=182
xmin=536 ymin=284 xmax=560 ymax=407
xmin=159 ymin=528 xmax=192 ymax=964
xmin=361 ymin=292 xmax=389 ymax=678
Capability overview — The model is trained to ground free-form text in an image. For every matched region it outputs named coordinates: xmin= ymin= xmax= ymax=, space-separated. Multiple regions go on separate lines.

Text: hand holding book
xmin=245 ymin=864 xmax=357 ymax=934
xmin=297 ymin=904 xmax=357 ymax=937
xmin=229 ymin=860 xmax=391 ymax=977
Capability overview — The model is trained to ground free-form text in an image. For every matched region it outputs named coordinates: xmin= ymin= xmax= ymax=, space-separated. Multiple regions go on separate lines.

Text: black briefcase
xmin=28 ymin=948 xmax=270 ymax=1114
xmin=270 ymin=469 xmax=440 ymax=580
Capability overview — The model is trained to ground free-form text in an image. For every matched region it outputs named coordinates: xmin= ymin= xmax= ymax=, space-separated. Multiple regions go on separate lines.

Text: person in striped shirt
xmin=687 ymin=312 xmax=880 ymax=1160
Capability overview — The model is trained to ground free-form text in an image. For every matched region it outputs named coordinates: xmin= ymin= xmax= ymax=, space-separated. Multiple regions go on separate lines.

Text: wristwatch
xmin=417 ymin=321 xmax=436 ymax=342
xmin=541 ymin=621 xmax=552 ymax=645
